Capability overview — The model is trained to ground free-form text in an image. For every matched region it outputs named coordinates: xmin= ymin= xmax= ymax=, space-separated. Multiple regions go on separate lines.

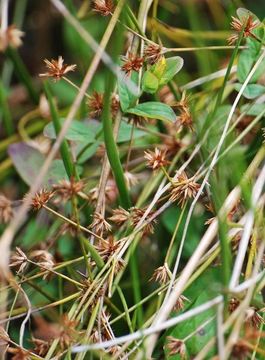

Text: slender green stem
xmin=0 ymin=80 xmax=14 ymax=135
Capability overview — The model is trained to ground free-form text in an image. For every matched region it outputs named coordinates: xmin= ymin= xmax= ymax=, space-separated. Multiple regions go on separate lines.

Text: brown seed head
xmin=124 ymin=171 xmax=139 ymax=189
xmin=228 ymin=15 xmax=259 ymax=45
xmin=88 ymin=91 xmax=104 ymax=118
xmin=92 ymin=0 xmax=114 ymax=16
xmin=53 ymin=178 xmax=84 ymax=203
xmin=144 ymin=148 xmax=169 ymax=170
xmin=174 ymin=294 xmax=190 ymax=312
xmin=95 ymin=236 xmax=121 ymax=261
xmin=0 ymin=194 xmax=13 ymax=223
xmin=39 ymin=56 xmax=76 ymax=81
xmin=150 ymin=264 xmax=171 ymax=285
xmin=0 ymin=25 xmax=24 ymax=52
xmin=170 ymin=171 xmax=200 ymax=208
xmin=58 ymin=315 xmax=80 ymax=349
xmin=144 ymin=43 xmax=163 ymax=64
xmin=10 ymin=247 xmax=28 ymax=274
xmin=7 ymin=347 xmax=31 ymax=360
xmin=90 ymin=212 xmax=112 ymax=235
xmin=32 ymin=338 xmax=50 ymax=357
xmin=231 ymin=339 xmax=251 ymax=360
xmin=121 ymin=53 xmax=144 ymax=76
xmin=109 ymin=207 xmax=130 ymax=226
xmin=30 ymin=250 xmax=54 ymax=277
xmin=29 ymin=189 xmax=54 ymax=210
xmin=131 ymin=207 xmax=157 ymax=236
xmin=166 ymin=336 xmax=187 ymax=358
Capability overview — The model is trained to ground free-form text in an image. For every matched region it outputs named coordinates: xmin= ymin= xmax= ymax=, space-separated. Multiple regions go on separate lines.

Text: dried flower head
xmin=245 ymin=307 xmax=265 ymax=328
xmin=162 ymin=137 xmax=183 ymax=157
xmin=131 ymin=207 xmax=157 ymax=236
xmin=170 ymin=171 xmax=200 ymax=208
xmin=53 ymin=178 xmax=84 ymax=203
xmin=109 ymin=207 xmax=130 ymax=226
xmin=124 ymin=171 xmax=139 ymax=189
xmin=7 ymin=347 xmax=31 ymax=360
xmin=10 ymin=247 xmax=28 ymax=274
xmin=0 ymin=326 xmax=10 ymax=348
xmin=166 ymin=337 xmax=187 ymax=358
xmin=174 ymin=294 xmax=190 ymax=312
xmin=88 ymin=91 xmax=103 ymax=118
xmin=92 ymin=0 xmax=113 ymax=16
xmin=175 ymin=92 xmax=193 ymax=130
xmin=58 ymin=315 xmax=80 ymax=349
xmin=59 ymin=222 xmax=79 ymax=237
xmin=29 ymin=189 xmax=54 ymax=210
xmin=229 ymin=297 xmax=240 ymax=313
xmin=231 ymin=339 xmax=251 ymax=360
xmin=30 ymin=250 xmax=55 ymax=277
xmin=144 ymin=43 xmax=163 ymax=64
xmin=0 ymin=194 xmax=13 ymax=223
xmin=89 ymin=179 xmax=118 ymax=204
xmin=144 ymin=148 xmax=169 ymax=170
xmin=0 ymin=25 xmax=24 ymax=52
xmin=90 ymin=212 xmax=112 ymax=234
xmin=88 ymin=91 xmax=119 ymax=118
xmin=32 ymin=338 xmax=50 ymax=357
xmin=95 ymin=236 xmax=121 ymax=261
xmin=39 ymin=56 xmax=76 ymax=81
xmin=150 ymin=264 xmax=171 ymax=285
xmin=228 ymin=15 xmax=259 ymax=45
xmin=121 ymin=53 xmax=144 ymax=76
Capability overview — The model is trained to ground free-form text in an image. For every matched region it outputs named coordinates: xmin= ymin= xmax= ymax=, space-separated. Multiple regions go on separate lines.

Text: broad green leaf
xmin=241 ymin=103 xmax=265 ymax=116
xmin=8 ymin=142 xmax=69 ymax=187
xmin=43 ymin=119 xmax=96 ymax=143
xmin=118 ymin=71 xmax=140 ymax=112
xmin=152 ymin=56 xmax=167 ymax=79
xmin=142 ymin=71 xmax=159 ymax=94
xmin=127 ymin=102 xmax=176 ymax=122
xmin=117 ymin=121 xmax=146 ymax=142
xmin=236 ymin=8 xmax=260 ymax=22
xmin=235 ymin=83 xmax=265 ymax=99
xmin=159 ymin=56 xmax=184 ymax=86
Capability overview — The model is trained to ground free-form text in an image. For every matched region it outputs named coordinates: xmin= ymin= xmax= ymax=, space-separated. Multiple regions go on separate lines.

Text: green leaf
xmin=118 ymin=71 xmax=140 ymax=112
xmin=127 ymin=102 xmax=176 ymax=122
xmin=43 ymin=119 xmax=96 ymax=143
xmin=241 ymin=103 xmax=265 ymax=116
xmin=117 ymin=121 xmax=146 ymax=142
xmin=142 ymin=71 xmax=159 ymax=94
xmin=235 ymin=83 xmax=265 ymax=99
xmin=236 ymin=8 xmax=260 ymax=22
xmin=8 ymin=142 xmax=69 ymax=187
xmin=159 ymin=56 xmax=184 ymax=86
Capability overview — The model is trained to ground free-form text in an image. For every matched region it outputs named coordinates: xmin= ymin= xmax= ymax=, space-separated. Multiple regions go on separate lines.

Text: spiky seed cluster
xmin=10 ymin=247 xmax=28 ymax=274
xmin=124 ymin=171 xmax=139 ymax=189
xmin=131 ymin=207 xmax=157 ymax=236
xmin=109 ymin=207 xmax=130 ymax=226
xmin=87 ymin=91 xmax=120 ymax=118
xmin=92 ymin=0 xmax=113 ymax=16
xmin=176 ymin=92 xmax=193 ymax=130
xmin=30 ymin=250 xmax=55 ymax=274
xmin=39 ymin=56 xmax=76 ymax=81
xmin=231 ymin=340 xmax=251 ymax=359
xmin=95 ymin=236 xmax=121 ymax=261
xmin=90 ymin=212 xmax=112 ymax=234
xmin=53 ymin=178 xmax=84 ymax=202
xmin=174 ymin=295 xmax=190 ymax=312
xmin=0 ymin=25 xmax=24 ymax=52
xmin=58 ymin=315 xmax=79 ymax=350
xmin=166 ymin=337 xmax=187 ymax=358
xmin=144 ymin=43 xmax=163 ymax=64
xmin=32 ymin=338 xmax=50 ymax=357
xmin=170 ymin=171 xmax=200 ymax=208
xmin=7 ymin=347 xmax=30 ymax=360
xmin=0 ymin=194 xmax=13 ymax=223
xmin=227 ymin=15 xmax=259 ymax=45
xmin=121 ymin=53 xmax=144 ymax=76
xmin=144 ymin=148 xmax=169 ymax=170
xmin=29 ymin=189 xmax=53 ymax=210
xmin=150 ymin=264 xmax=171 ymax=285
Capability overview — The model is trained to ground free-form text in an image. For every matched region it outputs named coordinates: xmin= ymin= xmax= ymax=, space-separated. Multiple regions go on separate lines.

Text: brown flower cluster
xmin=87 ymin=91 xmax=119 ymax=118
xmin=53 ymin=178 xmax=84 ymax=203
xmin=131 ymin=207 xmax=157 ymax=236
xmin=121 ymin=53 xmax=144 ymax=76
xmin=95 ymin=236 xmax=122 ymax=261
xmin=144 ymin=43 xmax=163 ymax=64
xmin=150 ymin=264 xmax=171 ymax=285
xmin=92 ymin=0 xmax=113 ymax=16
xmin=0 ymin=25 xmax=24 ymax=52
xmin=39 ymin=56 xmax=76 ymax=81
xmin=175 ymin=92 xmax=193 ymax=131
xmin=228 ymin=15 xmax=259 ymax=45
xmin=0 ymin=194 xmax=13 ymax=223
xmin=90 ymin=212 xmax=112 ymax=235
xmin=170 ymin=171 xmax=200 ymax=208
xmin=166 ymin=337 xmax=187 ymax=358
xmin=29 ymin=189 xmax=54 ymax=210
xmin=144 ymin=148 xmax=169 ymax=170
